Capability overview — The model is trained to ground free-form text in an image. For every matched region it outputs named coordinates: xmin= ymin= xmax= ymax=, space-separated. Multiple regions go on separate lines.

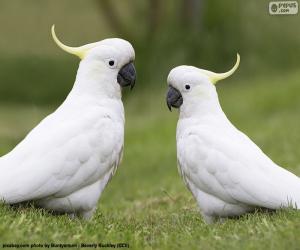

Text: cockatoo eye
xmin=185 ymin=84 xmax=191 ymax=90
xmin=106 ymin=58 xmax=118 ymax=69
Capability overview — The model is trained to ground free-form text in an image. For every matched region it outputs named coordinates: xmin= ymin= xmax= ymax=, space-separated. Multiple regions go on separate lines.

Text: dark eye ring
xmin=185 ymin=84 xmax=190 ymax=90
xmin=109 ymin=60 xmax=115 ymax=66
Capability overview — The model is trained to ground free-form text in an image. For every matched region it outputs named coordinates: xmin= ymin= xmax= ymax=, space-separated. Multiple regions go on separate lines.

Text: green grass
xmin=1 ymin=70 xmax=300 ymax=249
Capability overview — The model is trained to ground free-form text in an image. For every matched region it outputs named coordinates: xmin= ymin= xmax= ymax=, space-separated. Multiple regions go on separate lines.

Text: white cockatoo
xmin=0 ymin=25 xmax=136 ymax=219
xmin=166 ymin=55 xmax=300 ymax=224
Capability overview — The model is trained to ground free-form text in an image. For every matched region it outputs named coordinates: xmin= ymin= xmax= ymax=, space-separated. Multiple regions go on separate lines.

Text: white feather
xmin=168 ymin=65 xmax=300 ymax=223
xmin=0 ymin=38 xmax=134 ymax=219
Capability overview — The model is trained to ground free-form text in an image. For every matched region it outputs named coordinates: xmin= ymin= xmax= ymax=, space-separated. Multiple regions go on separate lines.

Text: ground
xmin=0 ymin=70 xmax=300 ymax=249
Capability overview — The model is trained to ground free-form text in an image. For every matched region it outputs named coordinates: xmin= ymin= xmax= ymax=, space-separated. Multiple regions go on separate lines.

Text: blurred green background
xmin=1 ymin=1 xmax=300 ymax=249
xmin=0 ymin=0 xmax=299 ymax=104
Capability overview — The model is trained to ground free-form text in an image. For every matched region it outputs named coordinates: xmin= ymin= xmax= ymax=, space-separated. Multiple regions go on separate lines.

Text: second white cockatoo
xmin=0 ymin=25 xmax=136 ymax=219
xmin=166 ymin=55 xmax=300 ymax=223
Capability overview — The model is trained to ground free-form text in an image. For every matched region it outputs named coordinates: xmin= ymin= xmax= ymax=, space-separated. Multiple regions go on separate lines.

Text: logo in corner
xmin=269 ymin=1 xmax=298 ymax=15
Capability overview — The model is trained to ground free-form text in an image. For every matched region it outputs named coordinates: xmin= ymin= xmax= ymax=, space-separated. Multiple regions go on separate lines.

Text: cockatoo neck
xmin=179 ymin=87 xmax=225 ymax=120
xmin=70 ymin=60 xmax=122 ymax=101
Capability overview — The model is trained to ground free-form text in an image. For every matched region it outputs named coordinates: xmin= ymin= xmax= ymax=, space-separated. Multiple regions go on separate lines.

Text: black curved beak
xmin=166 ymin=86 xmax=183 ymax=111
xmin=117 ymin=62 xmax=136 ymax=90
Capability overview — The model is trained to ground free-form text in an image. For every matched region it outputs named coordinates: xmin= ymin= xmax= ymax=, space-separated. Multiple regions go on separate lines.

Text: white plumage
xmin=0 ymin=26 xmax=136 ymax=219
xmin=166 ymin=55 xmax=300 ymax=223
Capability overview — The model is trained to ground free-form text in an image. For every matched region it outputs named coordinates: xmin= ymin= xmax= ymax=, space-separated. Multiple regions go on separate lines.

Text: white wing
xmin=0 ymin=104 xmax=124 ymax=204
xmin=177 ymin=124 xmax=300 ymax=209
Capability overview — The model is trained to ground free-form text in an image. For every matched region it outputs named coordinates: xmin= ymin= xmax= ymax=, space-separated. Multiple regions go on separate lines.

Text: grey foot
xmin=80 ymin=207 xmax=96 ymax=220
xmin=202 ymin=213 xmax=217 ymax=224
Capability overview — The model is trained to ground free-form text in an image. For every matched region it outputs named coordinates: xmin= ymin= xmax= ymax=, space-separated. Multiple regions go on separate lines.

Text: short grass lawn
xmin=0 ymin=70 xmax=300 ymax=249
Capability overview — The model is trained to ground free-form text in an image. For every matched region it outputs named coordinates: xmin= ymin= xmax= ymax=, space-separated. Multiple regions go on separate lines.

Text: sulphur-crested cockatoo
xmin=166 ymin=55 xmax=300 ymax=223
xmin=0 ymin=25 xmax=136 ymax=219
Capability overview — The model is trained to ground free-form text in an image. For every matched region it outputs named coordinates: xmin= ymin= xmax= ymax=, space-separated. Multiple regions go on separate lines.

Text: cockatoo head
xmin=51 ymin=25 xmax=136 ymax=93
xmin=166 ymin=54 xmax=240 ymax=111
